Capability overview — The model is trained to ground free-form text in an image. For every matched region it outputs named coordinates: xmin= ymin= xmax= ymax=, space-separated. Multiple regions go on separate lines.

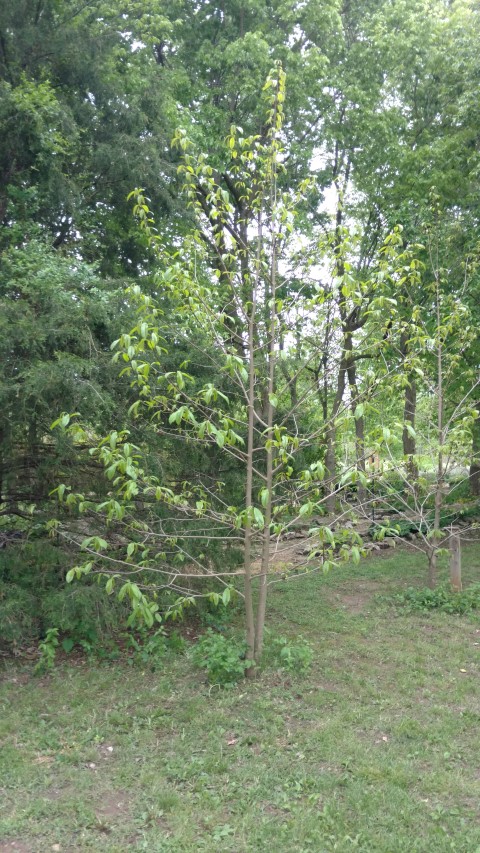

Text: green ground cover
xmin=1 ymin=546 xmax=479 ymax=853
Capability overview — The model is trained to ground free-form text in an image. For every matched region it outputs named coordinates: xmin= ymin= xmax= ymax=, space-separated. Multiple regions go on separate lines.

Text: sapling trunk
xmin=430 ymin=275 xmax=445 ymax=590
xmin=254 ymin=228 xmax=277 ymax=663
xmin=243 ymin=213 xmax=261 ymax=674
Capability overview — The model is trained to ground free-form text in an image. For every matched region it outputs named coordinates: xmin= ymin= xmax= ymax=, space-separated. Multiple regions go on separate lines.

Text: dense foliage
xmin=1 ymin=0 xmax=479 ymax=656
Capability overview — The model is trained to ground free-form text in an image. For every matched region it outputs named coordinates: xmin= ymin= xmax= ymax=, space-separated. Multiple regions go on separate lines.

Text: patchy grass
xmin=1 ymin=545 xmax=479 ymax=852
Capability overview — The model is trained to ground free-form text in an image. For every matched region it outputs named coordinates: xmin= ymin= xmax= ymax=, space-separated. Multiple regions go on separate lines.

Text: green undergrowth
xmin=391 ymin=583 xmax=480 ymax=615
xmin=0 ymin=539 xmax=132 ymax=648
xmin=1 ymin=545 xmax=479 ymax=852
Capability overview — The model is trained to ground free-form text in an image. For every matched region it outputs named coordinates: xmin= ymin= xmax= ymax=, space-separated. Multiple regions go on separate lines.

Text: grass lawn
xmin=1 ymin=545 xmax=479 ymax=852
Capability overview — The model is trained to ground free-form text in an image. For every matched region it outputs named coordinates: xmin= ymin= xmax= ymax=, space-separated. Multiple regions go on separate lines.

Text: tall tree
xmin=0 ymin=0 xmax=180 ymax=270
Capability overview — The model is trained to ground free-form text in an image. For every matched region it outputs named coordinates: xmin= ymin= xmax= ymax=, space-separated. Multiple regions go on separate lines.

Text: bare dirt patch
xmin=0 ymin=671 xmax=31 ymax=687
xmin=0 ymin=842 xmax=33 ymax=853
xmin=328 ymin=581 xmax=383 ymax=614
xmin=251 ymin=539 xmax=308 ymax=574
xmin=42 ymin=783 xmax=74 ymax=801
xmin=97 ymin=743 xmax=115 ymax=760
xmin=94 ymin=790 xmax=131 ymax=822
xmin=261 ymin=802 xmax=290 ymax=818
xmin=336 ymin=592 xmax=373 ymax=614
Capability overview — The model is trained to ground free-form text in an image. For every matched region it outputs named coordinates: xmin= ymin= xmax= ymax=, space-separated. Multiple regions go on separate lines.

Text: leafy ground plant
xmin=192 ymin=629 xmax=253 ymax=686
xmin=272 ymin=635 xmax=313 ymax=674
xmin=34 ymin=628 xmax=59 ymax=673
xmin=391 ymin=583 xmax=480 ymax=615
xmin=125 ymin=628 xmax=168 ymax=670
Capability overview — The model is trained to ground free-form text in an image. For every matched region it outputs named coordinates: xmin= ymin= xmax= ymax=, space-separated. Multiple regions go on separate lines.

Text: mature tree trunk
xmin=279 ymin=327 xmax=298 ymax=412
xmin=243 ymin=218 xmax=259 ymax=675
xmin=402 ymin=376 xmax=418 ymax=482
xmin=430 ymin=282 xmax=445 ymax=590
xmin=254 ymin=226 xmax=278 ymax=664
xmin=345 ymin=338 xmax=366 ymax=506
xmin=449 ymin=533 xmax=462 ymax=591
xmin=324 ymin=359 xmax=346 ymax=513
xmin=469 ymin=402 xmax=480 ymax=496
xmin=0 ymin=427 xmax=3 ymax=502
xmin=427 ymin=547 xmax=437 ymax=590
xmin=399 ymin=328 xmax=419 ymax=483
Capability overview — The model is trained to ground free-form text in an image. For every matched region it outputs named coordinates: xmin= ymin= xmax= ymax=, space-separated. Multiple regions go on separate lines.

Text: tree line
xmin=1 ymin=0 xmax=479 ymax=657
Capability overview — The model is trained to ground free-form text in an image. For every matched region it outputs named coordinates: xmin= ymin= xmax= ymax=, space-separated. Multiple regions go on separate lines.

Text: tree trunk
xmin=402 ymin=376 xmax=418 ymax=482
xmin=254 ymin=226 xmax=277 ymax=664
xmin=324 ymin=359 xmax=346 ymax=513
xmin=346 ymin=349 xmax=366 ymax=506
xmin=449 ymin=533 xmax=462 ymax=592
xmin=0 ymin=427 xmax=3 ymax=502
xmin=427 ymin=547 xmax=437 ymax=590
xmin=430 ymin=278 xmax=444 ymax=590
xmin=243 ymin=216 xmax=260 ymax=676
xmin=469 ymin=402 xmax=480 ymax=496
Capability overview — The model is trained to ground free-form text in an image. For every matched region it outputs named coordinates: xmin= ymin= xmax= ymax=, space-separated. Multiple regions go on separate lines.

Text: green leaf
xmin=299 ymin=502 xmax=312 ymax=517
xmin=260 ymin=488 xmax=269 ymax=508
xmin=354 ymin=403 xmax=364 ymax=419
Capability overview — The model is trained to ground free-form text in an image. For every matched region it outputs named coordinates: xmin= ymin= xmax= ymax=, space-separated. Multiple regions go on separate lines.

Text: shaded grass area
xmin=1 ymin=546 xmax=479 ymax=852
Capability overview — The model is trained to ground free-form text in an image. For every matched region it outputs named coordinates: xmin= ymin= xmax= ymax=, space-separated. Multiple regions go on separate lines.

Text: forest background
xmin=1 ymin=0 xmax=480 ymax=664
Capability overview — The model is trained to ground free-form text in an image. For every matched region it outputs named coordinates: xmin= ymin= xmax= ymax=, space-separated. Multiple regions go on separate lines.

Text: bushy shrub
xmin=192 ymin=629 xmax=251 ymax=685
xmin=41 ymin=585 xmax=130 ymax=645
xmin=197 ymin=599 xmax=236 ymax=631
xmin=0 ymin=581 xmax=39 ymax=644
xmin=271 ymin=635 xmax=313 ymax=674
xmin=165 ymin=630 xmax=187 ymax=653
xmin=125 ymin=627 xmax=168 ymax=669
xmin=0 ymin=538 xmax=132 ymax=649
xmin=0 ymin=539 xmax=65 ymax=591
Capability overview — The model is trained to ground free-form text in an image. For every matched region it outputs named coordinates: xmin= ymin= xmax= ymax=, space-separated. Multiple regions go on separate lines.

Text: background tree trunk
xmin=324 ymin=360 xmax=346 ymax=513
xmin=469 ymin=402 xmax=480 ymax=496
xmin=346 ymin=346 xmax=366 ymax=506
xmin=402 ymin=377 xmax=418 ymax=482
